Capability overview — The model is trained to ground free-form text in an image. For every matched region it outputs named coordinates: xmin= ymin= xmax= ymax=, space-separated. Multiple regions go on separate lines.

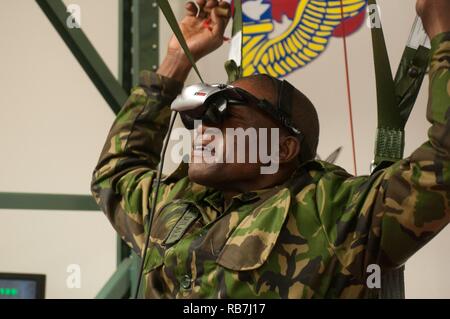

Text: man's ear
xmin=279 ymin=136 xmax=301 ymax=163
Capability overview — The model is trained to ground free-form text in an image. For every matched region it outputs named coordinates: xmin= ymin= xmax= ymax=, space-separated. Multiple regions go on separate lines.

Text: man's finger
xmin=211 ymin=5 xmax=231 ymax=38
xmin=208 ymin=1 xmax=230 ymax=18
xmin=185 ymin=0 xmax=207 ymax=18
xmin=185 ymin=2 xmax=197 ymax=16
xmin=204 ymin=0 xmax=230 ymax=17
xmin=218 ymin=0 xmax=230 ymax=9
xmin=205 ymin=0 xmax=219 ymax=11
xmin=195 ymin=0 xmax=207 ymax=9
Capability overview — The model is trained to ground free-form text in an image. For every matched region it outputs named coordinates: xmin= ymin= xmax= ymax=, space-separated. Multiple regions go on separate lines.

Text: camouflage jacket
xmin=91 ymin=32 xmax=450 ymax=298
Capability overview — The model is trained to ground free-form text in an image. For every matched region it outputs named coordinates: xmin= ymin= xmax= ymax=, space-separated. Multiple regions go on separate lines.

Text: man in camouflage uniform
xmin=91 ymin=0 xmax=450 ymax=298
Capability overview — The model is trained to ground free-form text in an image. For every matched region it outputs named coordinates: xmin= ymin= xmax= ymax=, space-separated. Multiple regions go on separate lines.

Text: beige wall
xmin=0 ymin=0 xmax=448 ymax=298
xmin=0 ymin=0 xmax=118 ymax=299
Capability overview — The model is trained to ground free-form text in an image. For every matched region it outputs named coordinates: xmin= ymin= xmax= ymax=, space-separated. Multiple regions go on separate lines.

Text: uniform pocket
xmin=143 ymin=201 xmax=201 ymax=273
xmin=216 ymin=188 xmax=292 ymax=271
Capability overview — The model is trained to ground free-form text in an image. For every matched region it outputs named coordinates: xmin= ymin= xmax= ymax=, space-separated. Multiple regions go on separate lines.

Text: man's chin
xmin=188 ymin=162 xmax=224 ymax=187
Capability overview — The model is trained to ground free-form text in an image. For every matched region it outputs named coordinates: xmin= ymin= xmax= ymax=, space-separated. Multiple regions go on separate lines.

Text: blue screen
xmin=0 ymin=279 xmax=38 ymax=299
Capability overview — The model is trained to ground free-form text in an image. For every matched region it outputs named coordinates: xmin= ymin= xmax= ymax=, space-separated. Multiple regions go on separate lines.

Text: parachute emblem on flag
xmin=241 ymin=0 xmax=368 ymax=78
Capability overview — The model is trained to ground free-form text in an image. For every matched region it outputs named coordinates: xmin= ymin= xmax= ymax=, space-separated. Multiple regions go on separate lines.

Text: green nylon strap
xmin=374 ymin=128 xmax=404 ymax=161
xmin=368 ymin=0 xmax=404 ymax=164
xmin=394 ymin=45 xmax=430 ymax=123
xmin=369 ymin=0 xmax=430 ymax=165
xmin=369 ymin=0 xmax=402 ymax=127
xmin=232 ymin=0 xmax=243 ymax=37
xmin=157 ymin=0 xmax=204 ymax=83
xmin=226 ymin=0 xmax=243 ymax=83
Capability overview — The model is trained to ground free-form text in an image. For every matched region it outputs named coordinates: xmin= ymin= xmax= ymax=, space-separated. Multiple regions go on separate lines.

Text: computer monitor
xmin=0 ymin=273 xmax=45 ymax=299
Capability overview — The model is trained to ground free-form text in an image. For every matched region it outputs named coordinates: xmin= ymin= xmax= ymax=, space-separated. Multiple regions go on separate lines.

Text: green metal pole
xmin=119 ymin=0 xmax=133 ymax=93
xmin=96 ymin=258 xmax=133 ymax=299
xmin=0 ymin=193 xmax=98 ymax=211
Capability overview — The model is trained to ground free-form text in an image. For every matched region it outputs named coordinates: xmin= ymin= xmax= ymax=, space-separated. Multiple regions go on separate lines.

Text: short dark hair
xmin=233 ymin=74 xmax=319 ymax=163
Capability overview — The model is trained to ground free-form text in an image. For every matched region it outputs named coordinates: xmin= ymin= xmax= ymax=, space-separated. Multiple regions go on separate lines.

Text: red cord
xmin=339 ymin=0 xmax=358 ymax=176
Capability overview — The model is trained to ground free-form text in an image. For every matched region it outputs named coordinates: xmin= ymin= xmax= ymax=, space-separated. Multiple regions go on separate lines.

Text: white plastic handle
xmin=407 ymin=16 xmax=431 ymax=50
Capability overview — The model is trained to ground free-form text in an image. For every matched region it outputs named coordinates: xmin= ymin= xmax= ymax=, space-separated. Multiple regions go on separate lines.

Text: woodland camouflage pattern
xmin=91 ymin=32 xmax=450 ymax=298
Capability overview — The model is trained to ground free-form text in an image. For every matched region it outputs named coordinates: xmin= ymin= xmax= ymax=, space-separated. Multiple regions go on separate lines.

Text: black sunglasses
xmin=180 ymin=87 xmax=302 ymax=137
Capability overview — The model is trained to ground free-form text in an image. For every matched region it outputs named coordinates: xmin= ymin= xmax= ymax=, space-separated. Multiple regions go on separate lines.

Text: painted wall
xmin=0 ymin=0 xmax=448 ymax=298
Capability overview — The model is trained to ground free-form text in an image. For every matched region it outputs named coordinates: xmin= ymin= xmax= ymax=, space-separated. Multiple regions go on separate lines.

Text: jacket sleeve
xmin=320 ymin=32 xmax=450 ymax=276
xmin=90 ymin=71 xmax=185 ymax=255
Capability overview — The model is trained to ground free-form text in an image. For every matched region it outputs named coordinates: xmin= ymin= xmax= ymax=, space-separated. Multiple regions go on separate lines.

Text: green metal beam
xmin=119 ymin=0 xmax=133 ymax=92
xmin=132 ymin=0 xmax=160 ymax=85
xmin=119 ymin=0 xmax=159 ymax=90
xmin=96 ymin=257 xmax=133 ymax=299
xmin=35 ymin=0 xmax=127 ymax=114
xmin=129 ymin=251 xmax=143 ymax=297
xmin=0 ymin=193 xmax=98 ymax=211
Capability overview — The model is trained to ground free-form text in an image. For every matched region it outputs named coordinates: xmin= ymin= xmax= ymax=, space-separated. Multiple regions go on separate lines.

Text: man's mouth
xmin=193 ymin=144 xmax=216 ymax=158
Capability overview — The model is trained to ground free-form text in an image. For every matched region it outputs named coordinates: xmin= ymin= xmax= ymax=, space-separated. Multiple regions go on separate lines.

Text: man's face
xmin=187 ymin=102 xmax=280 ymax=189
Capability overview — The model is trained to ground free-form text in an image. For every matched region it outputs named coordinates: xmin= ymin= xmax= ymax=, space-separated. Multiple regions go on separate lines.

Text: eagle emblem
xmin=241 ymin=0 xmax=368 ymax=78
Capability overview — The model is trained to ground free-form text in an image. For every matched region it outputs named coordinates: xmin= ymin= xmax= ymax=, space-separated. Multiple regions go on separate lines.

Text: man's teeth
xmin=194 ymin=145 xmax=214 ymax=152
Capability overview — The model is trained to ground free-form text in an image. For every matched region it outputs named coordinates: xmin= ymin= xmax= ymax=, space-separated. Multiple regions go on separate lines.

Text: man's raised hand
xmin=158 ymin=0 xmax=231 ymax=82
xmin=167 ymin=0 xmax=231 ymax=62
xmin=416 ymin=0 xmax=450 ymax=39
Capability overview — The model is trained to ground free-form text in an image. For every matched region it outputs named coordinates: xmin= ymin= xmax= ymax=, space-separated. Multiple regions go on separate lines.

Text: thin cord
xmin=339 ymin=0 xmax=358 ymax=176
xmin=134 ymin=111 xmax=178 ymax=298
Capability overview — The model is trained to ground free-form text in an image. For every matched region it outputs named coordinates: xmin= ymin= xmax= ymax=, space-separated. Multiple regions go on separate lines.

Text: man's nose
xmin=196 ymin=124 xmax=215 ymax=143
xmin=196 ymin=122 xmax=216 ymax=135
xmin=196 ymin=123 xmax=207 ymax=135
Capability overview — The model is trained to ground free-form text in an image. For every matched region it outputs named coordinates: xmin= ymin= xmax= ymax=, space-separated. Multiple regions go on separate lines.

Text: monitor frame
xmin=0 ymin=272 xmax=46 ymax=299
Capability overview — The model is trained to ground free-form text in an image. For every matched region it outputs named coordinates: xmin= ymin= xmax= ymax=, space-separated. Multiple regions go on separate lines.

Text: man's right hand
xmin=158 ymin=0 xmax=231 ymax=82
